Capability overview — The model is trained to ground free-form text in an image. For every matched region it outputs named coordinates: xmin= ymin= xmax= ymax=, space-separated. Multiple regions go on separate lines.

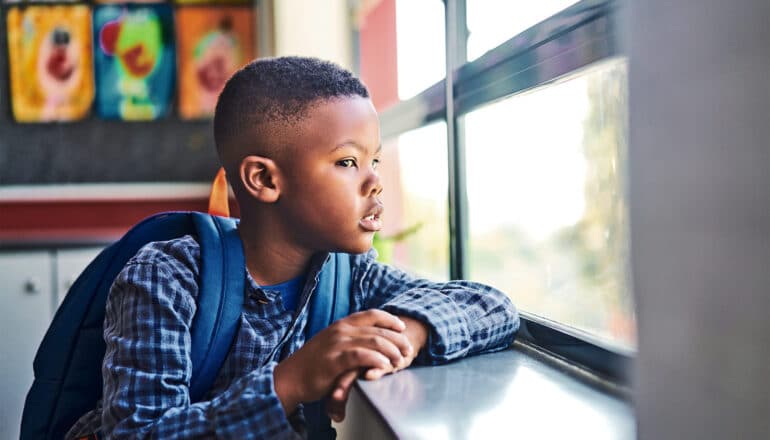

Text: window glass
xmin=377 ymin=122 xmax=449 ymax=280
xmin=464 ymin=59 xmax=634 ymax=349
xmin=466 ymin=0 xmax=579 ymax=61
xmin=395 ymin=0 xmax=446 ymax=100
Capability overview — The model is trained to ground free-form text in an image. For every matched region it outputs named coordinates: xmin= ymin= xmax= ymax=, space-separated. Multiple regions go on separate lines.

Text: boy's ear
xmin=239 ymin=155 xmax=282 ymax=203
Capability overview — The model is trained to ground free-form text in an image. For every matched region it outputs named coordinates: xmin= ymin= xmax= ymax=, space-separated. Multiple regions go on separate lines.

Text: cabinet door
xmin=0 ymin=251 xmax=53 ymax=440
xmin=55 ymin=247 xmax=104 ymax=307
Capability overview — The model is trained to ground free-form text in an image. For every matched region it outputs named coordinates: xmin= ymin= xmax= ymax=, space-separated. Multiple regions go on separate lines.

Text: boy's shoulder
xmin=123 ymin=234 xmax=202 ymax=282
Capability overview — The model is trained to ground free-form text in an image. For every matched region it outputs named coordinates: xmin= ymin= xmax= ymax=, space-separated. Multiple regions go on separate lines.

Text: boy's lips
xmin=359 ymin=204 xmax=384 ymax=232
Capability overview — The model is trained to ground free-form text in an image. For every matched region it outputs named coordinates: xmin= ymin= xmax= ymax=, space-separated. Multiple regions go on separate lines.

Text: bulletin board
xmin=0 ymin=1 xmax=256 ymax=185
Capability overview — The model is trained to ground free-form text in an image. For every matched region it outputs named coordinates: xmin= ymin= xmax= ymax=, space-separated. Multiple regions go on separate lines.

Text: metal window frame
xmin=380 ymin=0 xmax=619 ymax=136
xmin=379 ymin=0 xmax=632 ymax=386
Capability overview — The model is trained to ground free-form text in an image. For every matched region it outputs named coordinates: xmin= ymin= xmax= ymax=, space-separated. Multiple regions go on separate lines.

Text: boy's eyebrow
xmin=332 ymin=141 xmax=382 ymax=155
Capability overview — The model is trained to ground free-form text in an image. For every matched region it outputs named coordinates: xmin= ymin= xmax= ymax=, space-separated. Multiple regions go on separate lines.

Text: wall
xmin=273 ymin=0 xmax=353 ymax=70
xmin=357 ymin=0 xmax=398 ymax=111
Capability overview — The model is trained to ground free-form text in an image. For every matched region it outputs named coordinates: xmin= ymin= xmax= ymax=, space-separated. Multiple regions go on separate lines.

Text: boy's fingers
xmin=368 ymin=327 xmax=413 ymax=357
xmin=338 ymin=348 xmax=390 ymax=372
xmin=345 ymin=327 xmax=411 ymax=368
xmin=332 ymin=370 xmax=358 ymax=401
xmin=350 ymin=333 xmax=406 ymax=368
xmin=325 ymin=396 xmax=344 ymax=423
xmin=336 ymin=370 xmax=358 ymax=399
xmin=344 ymin=309 xmax=406 ymax=332
xmin=326 ymin=370 xmax=358 ymax=422
xmin=363 ymin=367 xmax=389 ymax=381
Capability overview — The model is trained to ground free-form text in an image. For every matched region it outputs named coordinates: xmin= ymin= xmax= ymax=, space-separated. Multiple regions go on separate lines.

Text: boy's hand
xmin=363 ymin=315 xmax=428 ymax=379
xmin=325 ymin=315 xmax=429 ymax=422
xmin=273 ymin=310 xmax=413 ymax=414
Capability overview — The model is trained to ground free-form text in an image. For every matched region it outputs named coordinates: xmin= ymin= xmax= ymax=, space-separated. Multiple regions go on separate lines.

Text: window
xmin=466 ymin=0 xmax=579 ymax=61
xmin=464 ymin=58 xmax=633 ymax=349
xmin=377 ymin=122 xmax=450 ymax=280
xmin=358 ymin=0 xmax=631 ymax=367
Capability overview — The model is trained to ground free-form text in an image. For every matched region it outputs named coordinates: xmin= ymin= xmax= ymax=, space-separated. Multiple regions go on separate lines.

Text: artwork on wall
xmin=2 ymin=1 xmax=77 ymax=4
xmin=175 ymin=6 xmax=255 ymax=119
xmin=174 ymin=0 xmax=251 ymax=5
xmin=6 ymin=5 xmax=94 ymax=122
xmin=94 ymin=0 xmax=165 ymax=4
xmin=93 ymin=4 xmax=175 ymax=121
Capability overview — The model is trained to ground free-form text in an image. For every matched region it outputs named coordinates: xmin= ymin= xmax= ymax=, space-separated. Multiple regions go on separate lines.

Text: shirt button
xmin=249 ymin=292 xmax=269 ymax=304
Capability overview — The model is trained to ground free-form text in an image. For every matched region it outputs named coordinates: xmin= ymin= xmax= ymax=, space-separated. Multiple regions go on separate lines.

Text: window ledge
xmin=339 ymin=343 xmax=635 ymax=439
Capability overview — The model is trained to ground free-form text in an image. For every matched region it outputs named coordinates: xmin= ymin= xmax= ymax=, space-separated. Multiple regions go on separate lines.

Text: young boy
xmin=66 ymin=56 xmax=519 ymax=439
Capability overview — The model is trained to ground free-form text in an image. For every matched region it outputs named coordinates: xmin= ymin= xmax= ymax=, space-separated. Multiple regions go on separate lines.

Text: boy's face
xmin=277 ymin=96 xmax=383 ymax=254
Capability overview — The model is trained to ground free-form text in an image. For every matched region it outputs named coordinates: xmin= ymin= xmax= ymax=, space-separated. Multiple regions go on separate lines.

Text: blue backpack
xmin=19 ymin=211 xmax=350 ymax=440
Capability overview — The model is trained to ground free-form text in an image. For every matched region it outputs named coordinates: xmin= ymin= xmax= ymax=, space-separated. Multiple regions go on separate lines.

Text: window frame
xmin=376 ymin=0 xmax=632 ymax=387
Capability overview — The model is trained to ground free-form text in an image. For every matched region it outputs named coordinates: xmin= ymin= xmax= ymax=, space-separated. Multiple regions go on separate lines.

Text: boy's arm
xmin=98 ymin=253 xmax=300 ymax=440
xmin=353 ymin=251 xmax=520 ymax=366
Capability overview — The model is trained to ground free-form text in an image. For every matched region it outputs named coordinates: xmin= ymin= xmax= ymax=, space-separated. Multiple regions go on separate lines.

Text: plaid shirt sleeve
xmin=98 ymin=242 xmax=299 ymax=440
xmin=351 ymin=250 xmax=520 ymax=366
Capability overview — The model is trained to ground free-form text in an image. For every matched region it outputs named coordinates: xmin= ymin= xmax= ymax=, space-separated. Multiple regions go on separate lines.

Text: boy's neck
xmin=237 ymin=217 xmax=313 ymax=286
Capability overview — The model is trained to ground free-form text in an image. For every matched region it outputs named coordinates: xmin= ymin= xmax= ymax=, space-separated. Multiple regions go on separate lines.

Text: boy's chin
xmin=339 ymin=245 xmax=372 ymax=255
xmin=335 ymin=239 xmax=373 ymax=255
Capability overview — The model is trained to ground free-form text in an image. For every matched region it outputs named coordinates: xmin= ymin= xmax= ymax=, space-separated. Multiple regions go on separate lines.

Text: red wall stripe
xmin=0 ymin=198 xmax=240 ymax=244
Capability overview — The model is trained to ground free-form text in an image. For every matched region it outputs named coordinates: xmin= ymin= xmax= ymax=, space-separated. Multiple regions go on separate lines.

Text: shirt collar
xmin=244 ymin=252 xmax=331 ymax=302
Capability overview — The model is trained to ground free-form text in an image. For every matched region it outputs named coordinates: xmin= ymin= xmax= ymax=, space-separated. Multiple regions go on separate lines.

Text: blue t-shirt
xmin=262 ymin=275 xmax=304 ymax=312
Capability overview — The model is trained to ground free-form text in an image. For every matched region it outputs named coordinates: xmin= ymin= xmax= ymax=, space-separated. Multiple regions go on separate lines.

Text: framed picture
xmin=3 ymin=1 xmax=76 ymax=4
xmin=6 ymin=5 xmax=94 ymax=122
xmin=94 ymin=0 xmax=165 ymax=4
xmin=93 ymin=4 xmax=175 ymax=120
xmin=175 ymin=6 xmax=255 ymax=119
xmin=174 ymin=0 xmax=251 ymax=5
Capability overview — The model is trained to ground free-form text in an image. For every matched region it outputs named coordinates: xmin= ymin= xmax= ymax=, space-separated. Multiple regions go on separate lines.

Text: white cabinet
xmin=0 ymin=247 xmax=102 ymax=440
xmin=55 ymin=247 xmax=104 ymax=306
xmin=0 ymin=251 xmax=53 ymax=440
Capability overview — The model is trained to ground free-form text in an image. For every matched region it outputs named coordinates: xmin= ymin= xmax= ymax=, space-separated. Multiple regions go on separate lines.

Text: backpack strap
xmin=188 ymin=213 xmax=245 ymax=402
xmin=306 ymin=253 xmax=352 ymax=339
xmin=304 ymin=253 xmax=352 ymax=440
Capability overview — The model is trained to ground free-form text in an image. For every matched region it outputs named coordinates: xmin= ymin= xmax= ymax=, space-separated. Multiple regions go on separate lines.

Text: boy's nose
xmin=363 ymin=172 xmax=383 ymax=197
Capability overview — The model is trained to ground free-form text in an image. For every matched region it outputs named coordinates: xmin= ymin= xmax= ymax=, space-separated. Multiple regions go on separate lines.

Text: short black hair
xmin=213 ymin=56 xmax=369 ymax=174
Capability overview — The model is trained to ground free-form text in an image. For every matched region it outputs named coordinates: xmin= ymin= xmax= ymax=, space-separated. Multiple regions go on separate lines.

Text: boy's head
xmin=214 ymin=56 xmax=383 ymax=254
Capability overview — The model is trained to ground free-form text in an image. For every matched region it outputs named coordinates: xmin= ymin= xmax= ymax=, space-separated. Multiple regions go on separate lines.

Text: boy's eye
xmin=372 ymin=158 xmax=381 ymax=170
xmin=337 ymin=159 xmax=357 ymax=168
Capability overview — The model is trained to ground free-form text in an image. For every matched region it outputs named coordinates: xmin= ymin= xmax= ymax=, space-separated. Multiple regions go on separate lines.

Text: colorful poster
xmin=93 ymin=4 xmax=175 ymax=120
xmin=6 ymin=5 xmax=94 ymax=122
xmin=176 ymin=6 xmax=255 ymax=119
xmin=94 ymin=0 xmax=164 ymax=4
xmin=3 ymin=1 xmax=76 ymax=4
xmin=175 ymin=0 xmax=250 ymax=5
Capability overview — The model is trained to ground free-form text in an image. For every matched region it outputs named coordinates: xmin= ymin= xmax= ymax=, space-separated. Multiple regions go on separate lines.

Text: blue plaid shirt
xmin=66 ymin=235 xmax=519 ymax=439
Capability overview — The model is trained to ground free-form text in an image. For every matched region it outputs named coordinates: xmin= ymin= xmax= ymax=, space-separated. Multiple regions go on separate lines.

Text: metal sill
xmin=340 ymin=344 xmax=635 ymax=439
